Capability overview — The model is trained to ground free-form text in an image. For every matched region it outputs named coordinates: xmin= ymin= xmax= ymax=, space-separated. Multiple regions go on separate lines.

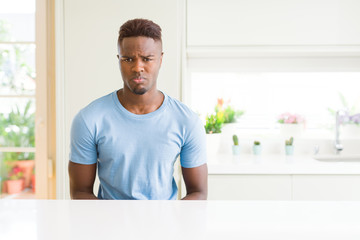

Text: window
xmin=185 ymin=56 xmax=360 ymax=137
xmin=0 ymin=0 xmax=36 ymax=198
xmin=188 ymin=71 xmax=360 ymax=130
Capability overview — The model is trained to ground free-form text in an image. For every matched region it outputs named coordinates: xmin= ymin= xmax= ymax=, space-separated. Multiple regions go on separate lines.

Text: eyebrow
xmin=120 ymin=54 xmax=155 ymax=58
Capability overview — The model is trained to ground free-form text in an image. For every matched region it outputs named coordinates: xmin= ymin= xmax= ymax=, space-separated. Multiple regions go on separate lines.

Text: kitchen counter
xmin=208 ymin=154 xmax=360 ymax=174
xmin=1 ymin=200 xmax=360 ymax=240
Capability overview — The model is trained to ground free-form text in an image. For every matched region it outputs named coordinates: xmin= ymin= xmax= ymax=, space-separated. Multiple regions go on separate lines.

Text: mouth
xmin=132 ymin=77 xmax=145 ymax=84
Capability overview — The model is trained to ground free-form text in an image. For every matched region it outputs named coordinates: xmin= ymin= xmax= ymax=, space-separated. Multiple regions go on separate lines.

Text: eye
xmin=143 ymin=57 xmax=152 ymax=62
xmin=122 ymin=58 xmax=133 ymax=62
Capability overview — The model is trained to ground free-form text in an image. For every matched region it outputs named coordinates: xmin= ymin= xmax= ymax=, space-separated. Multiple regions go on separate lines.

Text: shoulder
xmin=78 ymin=92 xmax=115 ymax=119
xmin=165 ymin=94 xmax=200 ymax=121
xmin=72 ymin=91 xmax=116 ymax=131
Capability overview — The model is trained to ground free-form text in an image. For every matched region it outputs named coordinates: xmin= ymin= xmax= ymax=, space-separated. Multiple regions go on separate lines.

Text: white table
xmin=1 ymin=200 xmax=360 ymax=240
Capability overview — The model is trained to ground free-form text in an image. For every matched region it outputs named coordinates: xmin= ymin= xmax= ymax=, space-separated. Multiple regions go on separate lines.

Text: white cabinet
xmin=187 ymin=0 xmax=360 ymax=46
xmin=292 ymin=175 xmax=360 ymax=201
xmin=208 ymin=174 xmax=360 ymax=200
xmin=208 ymin=175 xmax=292 ymax=200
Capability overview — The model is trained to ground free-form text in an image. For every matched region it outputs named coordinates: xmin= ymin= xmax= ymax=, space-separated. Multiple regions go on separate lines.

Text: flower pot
xmin=6 ymin=179 xmax=24 ymax=194
xmin=16 ymin=160 xmax=35 ymax=188
xmin=253 ymin=145 xmax=262 ymax=155
xmin=232 ymin=145 xmax=240 ymax=155
xmin=285 ymin=145 xmax=294 ymax=155
xmin=2 ymin=181 xmax=7 ymax=193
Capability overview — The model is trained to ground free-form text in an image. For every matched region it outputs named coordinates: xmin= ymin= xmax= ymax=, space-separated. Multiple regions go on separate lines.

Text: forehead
xmin=119 ymin=36 xmax=162 ymax=55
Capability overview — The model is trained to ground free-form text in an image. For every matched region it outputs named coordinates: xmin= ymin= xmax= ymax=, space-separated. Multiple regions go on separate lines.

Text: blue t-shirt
xmin=69 ymin=91 xmax=207 ymax=199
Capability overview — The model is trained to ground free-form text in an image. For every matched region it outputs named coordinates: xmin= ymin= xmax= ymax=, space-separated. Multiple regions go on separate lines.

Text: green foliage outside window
xmin=0 ymin=100 xmax=35 ymax=160
xmin=0 ymin=19 xmax=35 ymax=161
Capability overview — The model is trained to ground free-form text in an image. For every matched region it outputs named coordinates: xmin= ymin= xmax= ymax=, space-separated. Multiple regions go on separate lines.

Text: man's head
xmin=117 ymin=19 xmax=163 ymax=96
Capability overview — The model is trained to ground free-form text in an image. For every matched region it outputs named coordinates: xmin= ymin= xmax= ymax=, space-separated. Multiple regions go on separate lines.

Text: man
xmin=68 ymin=19 xmax=208 ymax=200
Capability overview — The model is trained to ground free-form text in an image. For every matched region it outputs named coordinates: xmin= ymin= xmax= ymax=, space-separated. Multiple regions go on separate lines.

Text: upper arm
xmin=68 ymin=161 xmax=97 ymax=198
xmin=70 ymin=111 xmax=98 ymax=165
xmin=180 ymin=117 xmax=207 ymax=168
xmin=181 ymin=163 xmax=208 ymax=198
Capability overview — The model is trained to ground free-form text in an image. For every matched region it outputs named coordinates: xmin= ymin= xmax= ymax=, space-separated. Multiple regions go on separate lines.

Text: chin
xmin=132 ymin=88 xmax=147 ymax=95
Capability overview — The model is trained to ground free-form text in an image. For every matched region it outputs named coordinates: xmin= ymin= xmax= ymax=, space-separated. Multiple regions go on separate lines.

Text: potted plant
xmin=232 ymin=134 xmax=240 ymax=155
xmin=277 ymin=112 xmax=305 ymax=138
xmin=204 ymin=112 xmax=224 ymax=156
xmin=204 ymin=112 xmax=224 ymax=134
xmin=5 ymin=166 xmax=24 ymax=194
xmin=285 ymin=137 xmax=294 ymax=155
xmin=0 ymin=100 xmax=35 ymax=188
xmin=253 ymin=141 xmax=261 ymax=155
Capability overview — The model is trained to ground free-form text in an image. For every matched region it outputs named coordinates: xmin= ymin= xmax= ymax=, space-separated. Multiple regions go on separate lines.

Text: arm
xmin=68 ymin=161 xmax=98 ymax=199
xmin=181 ymin=163 xmax=208 ymax=200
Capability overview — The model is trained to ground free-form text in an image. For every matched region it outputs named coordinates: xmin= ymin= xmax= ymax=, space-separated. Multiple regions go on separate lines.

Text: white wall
xmin=56 ymin=0 xmax=183 ymax=199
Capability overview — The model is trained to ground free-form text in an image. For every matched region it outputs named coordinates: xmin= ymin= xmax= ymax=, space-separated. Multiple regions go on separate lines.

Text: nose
xmin=132 ymin=59 xmax=144 ymax=73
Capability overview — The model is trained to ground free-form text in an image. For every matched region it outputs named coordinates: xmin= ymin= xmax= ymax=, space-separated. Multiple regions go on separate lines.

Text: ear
xmin=159 ymin=52 xmax=164 ymax=66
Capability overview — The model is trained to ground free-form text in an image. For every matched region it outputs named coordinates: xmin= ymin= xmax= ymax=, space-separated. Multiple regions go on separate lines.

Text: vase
xmin=6 ymin=179 xmax=24 ymax=194
xmin=279 ymin=123 xmax=304 ymax=138
xmin=285 ymin=145 xmax=294 ymax=155
xmin=2 ymin=181 xmax=7 ymax=193
xmin=253 ymin=145 xmax=262 ymax=155
xmin=16 ymin=160 xmax=35 ymax=188
xmin=232 ymin=145 xmax=240 ymax=155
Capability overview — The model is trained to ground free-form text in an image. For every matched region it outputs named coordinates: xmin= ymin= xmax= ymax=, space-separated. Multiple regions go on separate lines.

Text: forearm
xmin=71 ymin=190 xmax=98 ymax=200
xmin=181 ymin=191 xmax=207 ymax=200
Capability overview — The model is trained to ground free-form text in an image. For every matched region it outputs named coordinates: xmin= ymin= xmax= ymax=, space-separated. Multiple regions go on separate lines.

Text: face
xmin=118 ymin=36 xmax=163 ymax=95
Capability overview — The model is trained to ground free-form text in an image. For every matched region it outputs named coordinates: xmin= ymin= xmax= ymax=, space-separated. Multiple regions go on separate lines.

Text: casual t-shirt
xmin=69 ymin=91 xmax=207 ymax=199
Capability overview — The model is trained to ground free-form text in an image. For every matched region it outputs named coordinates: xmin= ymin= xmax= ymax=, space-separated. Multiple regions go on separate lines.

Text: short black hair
xmin=118 ymin=18 xmax=162 ymax=44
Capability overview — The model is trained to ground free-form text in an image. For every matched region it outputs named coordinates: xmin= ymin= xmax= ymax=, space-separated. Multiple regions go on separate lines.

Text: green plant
xmin=222 ymin=106 xmax=244 ymax=123
xmin=254 ymin=141 xmax=261 ymax=146
xmin=232 ymin=135 xmax=239 ymax=146
xmin=285 ymin=137 xmax=294 ymax=146
xmin=204 ymin=111 xmax=224 ymax=134
xmin=0 ymin=100 xmax=35 ymax=161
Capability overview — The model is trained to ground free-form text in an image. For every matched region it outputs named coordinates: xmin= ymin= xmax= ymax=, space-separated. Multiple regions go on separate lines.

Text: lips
xmin=132 ymin=77 xmax=145 ymax=84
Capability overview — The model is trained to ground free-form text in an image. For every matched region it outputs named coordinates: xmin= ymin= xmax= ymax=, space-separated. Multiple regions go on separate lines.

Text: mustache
xmin=132 ymin=75 xmax=146 ymax=80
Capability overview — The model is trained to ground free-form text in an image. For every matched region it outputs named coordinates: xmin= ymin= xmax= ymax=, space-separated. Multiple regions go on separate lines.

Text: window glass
xmin=0 ymin=44 xmax=36 ymax=95
xmin=0 ymin=98 xmax=35 ymax=147
xmin=0 ymin=0 xmax=35 ymax=42
xmin=0 ymin=14 xmax=35 ymax=42
xmin=190 ymin=72 xmax=360 ymax=129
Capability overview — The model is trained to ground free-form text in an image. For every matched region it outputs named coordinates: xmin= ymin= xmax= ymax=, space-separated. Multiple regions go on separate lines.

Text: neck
xmin=117 ymin=88 xmax=164 ymax=115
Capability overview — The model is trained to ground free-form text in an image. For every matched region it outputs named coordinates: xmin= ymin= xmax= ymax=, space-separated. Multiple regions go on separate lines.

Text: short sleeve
xmin=69 ymin=111 xmax=98 ymax=165
xmin=180 ymin=117 xmax=207 ymax=168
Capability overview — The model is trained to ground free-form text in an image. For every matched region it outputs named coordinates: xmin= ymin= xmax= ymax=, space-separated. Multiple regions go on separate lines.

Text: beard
xmin=132 ymin=87 xmax=147 ymax=95
xmin=128 ymin=79 xmax=154 ymax=95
